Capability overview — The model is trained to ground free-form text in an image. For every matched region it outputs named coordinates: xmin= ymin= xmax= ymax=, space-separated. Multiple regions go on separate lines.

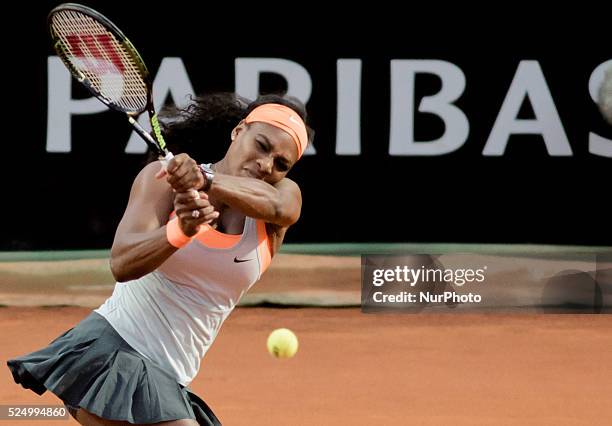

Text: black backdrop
xmin=5 ymin=1 xmax=611 ymax=250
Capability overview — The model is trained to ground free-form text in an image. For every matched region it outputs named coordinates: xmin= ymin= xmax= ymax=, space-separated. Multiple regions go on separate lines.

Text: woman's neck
xmin=212 ymin=159 xmax=229 ymax=175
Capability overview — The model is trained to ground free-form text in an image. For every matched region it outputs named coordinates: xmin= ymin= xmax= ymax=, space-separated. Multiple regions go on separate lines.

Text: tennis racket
xmin=48 ymin=3 xmax=173 ymax=164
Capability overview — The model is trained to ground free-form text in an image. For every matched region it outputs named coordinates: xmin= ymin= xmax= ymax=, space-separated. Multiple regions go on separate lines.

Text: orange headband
xmin=245 ymin=104 xmax=308 ymax=158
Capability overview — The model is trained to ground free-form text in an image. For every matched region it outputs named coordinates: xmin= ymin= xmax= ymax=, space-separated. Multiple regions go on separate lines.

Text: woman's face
xmin=226 ymin=121 xmax=299 ymax=184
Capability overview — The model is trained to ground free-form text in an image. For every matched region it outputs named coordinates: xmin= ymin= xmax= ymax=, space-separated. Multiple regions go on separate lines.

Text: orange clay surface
xmin=1 ymin=307 xmax=611 ymax=426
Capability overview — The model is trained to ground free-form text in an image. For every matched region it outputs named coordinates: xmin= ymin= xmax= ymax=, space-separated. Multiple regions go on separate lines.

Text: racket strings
xmin=50 ymin=10 xmax=148 ymax=112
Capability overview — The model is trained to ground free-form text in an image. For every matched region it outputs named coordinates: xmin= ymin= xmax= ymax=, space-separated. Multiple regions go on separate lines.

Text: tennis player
xmin=7 ymin=93 xmax=312 ymax=426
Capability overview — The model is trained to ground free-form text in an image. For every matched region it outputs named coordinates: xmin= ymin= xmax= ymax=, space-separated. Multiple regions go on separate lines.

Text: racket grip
xmin=159 ymin=151 xmax=174 ymax=170
xmin=158 ymin=151 xmax=199 ymax=200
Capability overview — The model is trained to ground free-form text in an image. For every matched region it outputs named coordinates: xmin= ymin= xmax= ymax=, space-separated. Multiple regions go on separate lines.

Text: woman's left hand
xmin=155 ymin=153 xmax=205 ymax=192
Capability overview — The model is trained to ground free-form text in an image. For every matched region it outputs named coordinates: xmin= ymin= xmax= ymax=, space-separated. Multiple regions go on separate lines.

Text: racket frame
xmin=48 ymin=3 xmax=171 ymax=160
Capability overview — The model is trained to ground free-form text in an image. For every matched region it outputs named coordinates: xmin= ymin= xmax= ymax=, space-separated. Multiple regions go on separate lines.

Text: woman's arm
xmin=208 ymin=175 xmax=301 ymax=228
xmin=109 ymin=162 xmax=175 ymax=282
xmin=110 ymin=157 xmax=217 ymax=282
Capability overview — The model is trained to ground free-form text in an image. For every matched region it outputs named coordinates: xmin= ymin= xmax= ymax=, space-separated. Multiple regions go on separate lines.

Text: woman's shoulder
xmin=131 ymin=161 xmax=167 ymax=187
xmin=137 ymin=161 xmax=165 ymax=179
xmin=126 ymin=161 xmax=173 ymax=204
xmin=273 ymin=177 xmax=301 ymax=193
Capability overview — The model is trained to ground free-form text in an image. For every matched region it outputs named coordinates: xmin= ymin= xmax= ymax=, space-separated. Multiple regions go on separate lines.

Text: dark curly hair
xmin=151 ymin=93 xmax=313 ymax=164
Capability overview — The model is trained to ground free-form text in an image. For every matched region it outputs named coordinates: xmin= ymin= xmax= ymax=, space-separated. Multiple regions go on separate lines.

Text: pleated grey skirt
xmin=7 ymin=311 xmax=221 ymax=425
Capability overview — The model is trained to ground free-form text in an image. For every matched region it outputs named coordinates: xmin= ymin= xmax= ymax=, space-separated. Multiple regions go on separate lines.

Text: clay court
xmin=2 ymin=308 xmax=612 ymax=425
xmin=1 ymin=252 xmax=611 ymax=425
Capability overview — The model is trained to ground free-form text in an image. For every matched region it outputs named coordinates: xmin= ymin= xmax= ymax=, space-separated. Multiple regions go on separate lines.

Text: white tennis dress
xmin=96 ymin=216 xmax=271 ymax=386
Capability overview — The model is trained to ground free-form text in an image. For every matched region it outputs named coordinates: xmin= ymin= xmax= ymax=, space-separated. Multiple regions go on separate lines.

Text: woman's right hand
xmin=174 ymin=190 xmax=219 ymax=237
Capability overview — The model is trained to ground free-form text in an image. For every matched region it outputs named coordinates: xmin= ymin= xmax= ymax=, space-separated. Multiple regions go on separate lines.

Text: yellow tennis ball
xmin=267 ymin=328 xmax=298 ymax=359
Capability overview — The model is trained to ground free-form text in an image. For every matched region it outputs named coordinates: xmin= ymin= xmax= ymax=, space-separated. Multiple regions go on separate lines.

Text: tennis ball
xmin=267 ymin=328 xmax=298 ymax=359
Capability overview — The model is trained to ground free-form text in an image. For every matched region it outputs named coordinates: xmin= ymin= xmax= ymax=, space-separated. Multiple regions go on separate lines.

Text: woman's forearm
xmin=209 ymin=174 xmax=291 ymax=225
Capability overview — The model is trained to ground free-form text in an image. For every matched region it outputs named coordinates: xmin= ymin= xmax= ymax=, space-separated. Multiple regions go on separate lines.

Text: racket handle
xmin=127 ymin=116 xmax=169 ymax=158
xmin=159 ymin=151 xmax=174 ymax=170
xmin=161 ymin=151 xmax=199 ymax=199
xmin=158 ymin=151 xmax=199 ymax=200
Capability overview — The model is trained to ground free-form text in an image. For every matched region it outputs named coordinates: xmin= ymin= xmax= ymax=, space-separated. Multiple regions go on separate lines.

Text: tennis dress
xmin=7 ymin=216 xmax=272 ymax=425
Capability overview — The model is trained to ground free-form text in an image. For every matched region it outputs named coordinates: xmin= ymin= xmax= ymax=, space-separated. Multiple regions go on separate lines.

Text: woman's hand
xmin=174 ymin=190 xmax=219 ymax=237
xmin=156 ymin=153 xmax=205 ymax=193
